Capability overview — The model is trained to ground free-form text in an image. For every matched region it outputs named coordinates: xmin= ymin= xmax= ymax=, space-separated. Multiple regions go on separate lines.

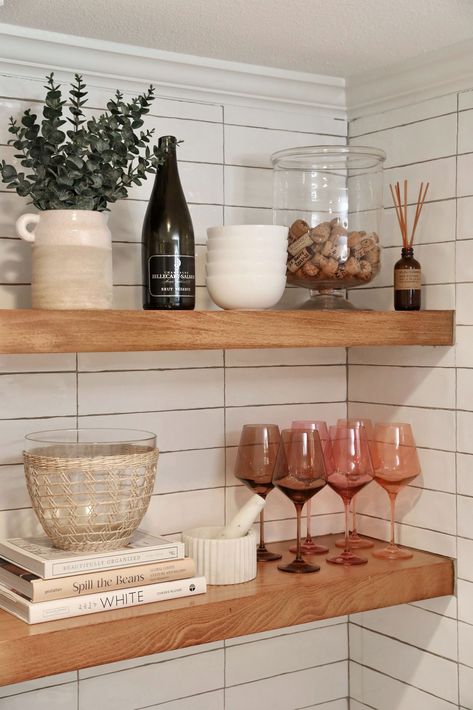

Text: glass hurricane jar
xmin=271 ymin=145 xmax=386 ymax=309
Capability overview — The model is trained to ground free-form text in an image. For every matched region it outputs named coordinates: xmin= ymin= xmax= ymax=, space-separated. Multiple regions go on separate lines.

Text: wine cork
xmin=288 ymin=232 xmax=314 ymax=256
xmin=290 ymin=219 xmax=310 ymax=240
xmin=287 ymin=247 xmax=312 ymax=272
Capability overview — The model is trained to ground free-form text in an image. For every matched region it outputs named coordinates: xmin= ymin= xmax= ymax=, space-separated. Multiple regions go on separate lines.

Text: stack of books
xmin=0 ymin=530 xmax=206 ymax=624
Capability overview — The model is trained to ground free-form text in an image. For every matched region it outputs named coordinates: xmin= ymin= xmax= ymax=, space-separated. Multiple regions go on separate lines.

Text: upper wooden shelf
xmin=0 ymin=309 xmax=454 ymax=353
xmin=0 ymin=536 xmax=454 ymax=686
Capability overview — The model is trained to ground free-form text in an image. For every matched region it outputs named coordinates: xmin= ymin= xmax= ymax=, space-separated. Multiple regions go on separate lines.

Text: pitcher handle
xmin=16 ymin=214 xmax=40 ymax=243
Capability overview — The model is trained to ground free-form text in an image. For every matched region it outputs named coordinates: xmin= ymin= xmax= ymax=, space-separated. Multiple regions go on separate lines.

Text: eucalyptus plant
xmin=0 ymin=73 xmax=166 ymax=211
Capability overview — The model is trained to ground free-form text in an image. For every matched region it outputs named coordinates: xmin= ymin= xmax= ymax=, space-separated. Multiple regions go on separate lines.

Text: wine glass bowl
xmin=272 ymin=429 xmax=327 ymax=573
xmin=234 ymin=424 xmax=282 ymax=562
xmin=334 ymin=418 xmax=375 ymax=550
xmin=290 ymin=420 xmax=332 ymax=555
xmin=326 ymin=424 xmax=374 ymax=565
xmin=372 ymin=423 xmax=421 ymax=560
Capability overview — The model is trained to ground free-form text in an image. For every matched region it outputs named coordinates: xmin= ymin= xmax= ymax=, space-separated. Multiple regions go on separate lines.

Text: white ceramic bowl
xmin=206 ymin=263 xmax=286 ymax=276
xmin=207 ymin=237 xmax=287 ymax=252
xmin=207 ymin=224 xmax=288 ymax=240
xmin=206 ymin=273 xmax=286 ymax=309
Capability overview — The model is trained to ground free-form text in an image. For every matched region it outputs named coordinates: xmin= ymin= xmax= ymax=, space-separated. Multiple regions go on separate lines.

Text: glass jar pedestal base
xmin=298 ymin=289 xmax=357 ymax=310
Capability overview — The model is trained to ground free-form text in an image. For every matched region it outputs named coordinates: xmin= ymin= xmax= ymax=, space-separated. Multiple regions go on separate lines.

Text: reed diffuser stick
xmin=389 ymin=180 xmax=429 ymax=248
xmin=410 ymin=182 xmax=429 ymax=247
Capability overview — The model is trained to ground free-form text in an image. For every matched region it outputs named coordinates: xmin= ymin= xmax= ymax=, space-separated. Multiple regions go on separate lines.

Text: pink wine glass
xmin=326 ymin=423 xmax=374 ymax=566
xmin=273 ymin=429 xmax=327 ymax=573
xmin=372 ymin=422 xmax=421 ymax=560
xmin=289 ymin=420 xmax=332 ymax=555
xmin=234 ymin=424 xmax=282 ymax=562
xmin=335 ymin=418 xmax=375 ymax=549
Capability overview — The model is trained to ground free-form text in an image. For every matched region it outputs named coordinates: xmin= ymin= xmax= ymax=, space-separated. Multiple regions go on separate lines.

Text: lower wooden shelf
xmin=0 ymin=535 xmax=453 ymax=687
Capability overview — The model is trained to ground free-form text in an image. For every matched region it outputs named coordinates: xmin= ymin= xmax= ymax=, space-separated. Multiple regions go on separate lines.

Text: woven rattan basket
xmin=24 ymin=429 xmax=158 ymax=552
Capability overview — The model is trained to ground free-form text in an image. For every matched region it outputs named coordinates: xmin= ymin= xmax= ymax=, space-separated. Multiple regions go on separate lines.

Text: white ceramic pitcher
xmin=16 ymin=210 xmax=113 ymax=309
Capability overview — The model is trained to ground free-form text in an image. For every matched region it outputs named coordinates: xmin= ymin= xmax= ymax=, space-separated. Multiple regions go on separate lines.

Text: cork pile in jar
xmin=287 ymin=218 xmax=380 ymax=288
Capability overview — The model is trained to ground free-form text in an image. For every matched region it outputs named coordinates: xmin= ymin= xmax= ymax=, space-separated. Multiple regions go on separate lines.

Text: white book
xmin=0 ymin=531 xmax=184 ymax=578
xmin=0 ymin=576 xmax=207 ymax=624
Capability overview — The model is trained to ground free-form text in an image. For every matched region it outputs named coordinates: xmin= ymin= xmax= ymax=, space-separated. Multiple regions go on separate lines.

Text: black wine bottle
xmin=142 ymin=135 xmax=195 ymax=310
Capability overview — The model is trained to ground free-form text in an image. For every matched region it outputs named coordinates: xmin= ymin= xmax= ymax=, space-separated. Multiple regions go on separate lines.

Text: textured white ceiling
xmin=1 ymin=0 xmax=473 ymax=78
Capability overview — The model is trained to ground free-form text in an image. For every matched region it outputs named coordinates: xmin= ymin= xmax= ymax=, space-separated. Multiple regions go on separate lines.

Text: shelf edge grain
xmin=0 ymin=309 xmax=455 ymax=353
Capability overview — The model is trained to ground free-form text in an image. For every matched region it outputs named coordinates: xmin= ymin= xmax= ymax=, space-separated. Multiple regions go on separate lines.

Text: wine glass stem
xmin=351 ymin=497 xmax=357 ymax=534
xmin=306 ymin=499 xmax=312 ymax=541
xmin=389 ymin=492 xmax=397 ymax=547
xmin=258 ymin=508 xmax=266 ymax=550
xmin=295 ymin=503 xmax=303 ymax=562
xmin=344 ymin=499 xmax=351 ymax=555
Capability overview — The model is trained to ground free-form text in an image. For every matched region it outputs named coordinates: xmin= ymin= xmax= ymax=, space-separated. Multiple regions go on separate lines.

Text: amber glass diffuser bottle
xmin=394 ymin=247 xmax=421 ymax=310
xmin=390 ymin=180 xmax=428 ymax=312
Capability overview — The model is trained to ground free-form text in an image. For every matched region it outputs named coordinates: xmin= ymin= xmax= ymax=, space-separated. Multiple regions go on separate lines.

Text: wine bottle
xmin=394 ymin=246 xmax=421 ymax=311
xmin=142 ymin=135 xmax=195 ymax=310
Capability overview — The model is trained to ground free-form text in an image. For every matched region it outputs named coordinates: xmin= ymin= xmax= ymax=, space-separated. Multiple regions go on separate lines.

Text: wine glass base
xmin=289 ymin=541 xmax=329 ymax=555
xmin=372 ymin=545 xmax=413 ymax=560
xmin=326 ymin=551 xmax=368 ymax=566
xmin=257 ymin=548 xmax=282 ymax=562
xmin=278 ymin=558 xmax=320 ymax=574
xmin=335 ymin=534 xmax=374 ymax=549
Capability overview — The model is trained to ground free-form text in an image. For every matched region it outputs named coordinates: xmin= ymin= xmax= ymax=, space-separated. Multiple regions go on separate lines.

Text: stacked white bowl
xmin=206 ymin=225 xmax=288 ymax=309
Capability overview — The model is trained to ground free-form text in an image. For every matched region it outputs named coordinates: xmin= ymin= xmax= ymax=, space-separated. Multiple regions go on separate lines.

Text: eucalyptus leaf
xmin=0 ymin=73 xmax=169 ymax=211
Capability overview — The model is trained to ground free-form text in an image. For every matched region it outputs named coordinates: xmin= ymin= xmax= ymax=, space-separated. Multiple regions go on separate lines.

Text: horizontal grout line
xmin=355 ymin=511 xmax=456 ymax=539
xmin=0 ymin=96 xmax=224 ymax=125
xmin=0 ymin=676 xmax=79 ymax=701
xmin=224 ymin=121 xmax=346 ymax=137
xmin=76 ymin=644 xmax=223 ymax=684
xmin=348 ymin=363 xmax=455 ymax=370
xmin=349 ymin=660 xmax=459 ymax=707
xmin=350 ymin=621 xmax=458 ymax=662
xmin=0 ymin=445 xmax=225 ymax=469
xmin=73 ymin=364 xmax=344 ymax=374
xmin=134 ymin=687 xmax=225 ymax=710
xmin=223 ymin=617 xmax=346 ymax=650
xmin=224 ymin=657 xmax=347 ymax=690
xmin=295 ymin=697 xmax=350 ymax=710
xmin=350 ymin=109 xmax=458 ymax=139
xmin=407 ymin=600 xmax=457 ymax=621
xmin=348 ymin=400 xmax=455 ymax=413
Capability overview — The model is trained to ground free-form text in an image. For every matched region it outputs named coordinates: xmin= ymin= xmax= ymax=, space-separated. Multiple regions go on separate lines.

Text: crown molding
xmin=0 ymin=23 xmax=346 ymax=118
xmin=347 ymin=38 xmax=473 ymax=119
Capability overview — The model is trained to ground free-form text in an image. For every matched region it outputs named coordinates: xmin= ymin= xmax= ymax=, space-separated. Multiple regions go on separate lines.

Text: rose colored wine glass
xmin=234 ymin=424 xmax=282 ymax=562
xmin=372 ymin=422 xmax=421 ymax=560
xmin=272 ymin=428 xmax=327 ymax=573
xmin=335 ymin=418 xmax=375 ymax=550
xmin=326 ymin=424 xmax=374 ymax=566
xmin=289 ymin=420 xmax=331 ymax=555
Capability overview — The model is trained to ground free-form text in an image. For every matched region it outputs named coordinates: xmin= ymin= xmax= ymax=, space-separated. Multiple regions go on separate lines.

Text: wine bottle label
xmin=394 ymin=269 xmax=421 ymax=290
xmin=148 ymin=255 xmax=195 ymax=298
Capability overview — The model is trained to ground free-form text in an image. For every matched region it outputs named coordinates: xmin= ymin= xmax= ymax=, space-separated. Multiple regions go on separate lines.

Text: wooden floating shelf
xmin=0 ymin=309 xmax=454 ymax=353
xmin=0 ymin=536 xmax=453 ymax=686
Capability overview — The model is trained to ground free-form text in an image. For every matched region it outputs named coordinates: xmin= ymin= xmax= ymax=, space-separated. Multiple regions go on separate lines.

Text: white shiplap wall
xmin=347 ymin=92 xmax=472 ymax=709
xmin=0 ymin=67 xmax=350 ymax=709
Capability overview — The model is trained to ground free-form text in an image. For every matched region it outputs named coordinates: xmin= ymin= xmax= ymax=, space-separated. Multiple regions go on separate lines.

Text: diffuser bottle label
xmin=394 ymin=269 xmax=421 ymax=290
xmin=148 ymin=255 xmax=195 ymax=298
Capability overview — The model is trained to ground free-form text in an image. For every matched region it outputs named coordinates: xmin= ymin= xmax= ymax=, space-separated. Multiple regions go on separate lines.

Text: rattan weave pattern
xmin=24 ymin=444 xmax=158 ymax=552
